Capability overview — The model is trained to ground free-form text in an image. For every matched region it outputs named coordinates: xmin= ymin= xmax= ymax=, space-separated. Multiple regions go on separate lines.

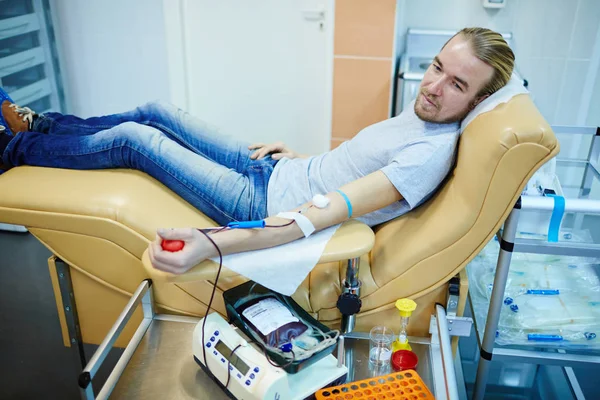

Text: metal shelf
xmin=513 ymin=237 xmax=600 ymax=258
xmin=0 ymin=14 xmax=40 ymax=41
xmin=0 ymin=47 xmax=45 ymax=78
xmin=0 ymin=0 xmax=62 ymax=234
xmin=0 ymin=0 xmax=61 ymax=112
xmin=471 ymin=125 xmax=600 ymax=399
xmin=9 ymin=78 xmax=51 ymax=106
xmin=469 ymin=291 xmax=600 ymax=360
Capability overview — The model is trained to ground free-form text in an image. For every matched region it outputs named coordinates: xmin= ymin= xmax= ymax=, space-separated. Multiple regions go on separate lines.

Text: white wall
xmin=586 ymin=38 xmax=600 ymax=127
xmin=49 ymin=0 xmax=599 ymax=136
xmin=396 ymin=0 xmax=600 ymax=128
xmin=50 ymin=0 xmax=170 ymax=117
xmin=168 ymin=1 xmax=333 ymax=156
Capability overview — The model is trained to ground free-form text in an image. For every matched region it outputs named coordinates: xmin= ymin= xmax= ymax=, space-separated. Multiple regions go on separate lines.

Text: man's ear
xmin=471 ymin=94 xmax=489 ymax=110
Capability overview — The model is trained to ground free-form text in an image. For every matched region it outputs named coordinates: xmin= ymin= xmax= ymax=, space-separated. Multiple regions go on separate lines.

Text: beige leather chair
xmin=0 ymin=94 xmax=558 ymax=349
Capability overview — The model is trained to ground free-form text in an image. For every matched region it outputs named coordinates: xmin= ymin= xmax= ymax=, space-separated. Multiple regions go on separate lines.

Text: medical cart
xmin=65 ymin=277 xmax=466 ymax=399
xmin=470 ymin=125 xmax=600 ymax=399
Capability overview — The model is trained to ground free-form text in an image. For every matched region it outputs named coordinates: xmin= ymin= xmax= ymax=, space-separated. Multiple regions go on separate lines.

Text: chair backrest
xmin=370 ymin=94 xmax=559 ymax=301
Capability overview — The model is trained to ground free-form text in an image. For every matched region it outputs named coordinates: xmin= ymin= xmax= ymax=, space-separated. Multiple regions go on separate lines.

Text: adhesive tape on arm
xmin=312 ymin=194 xmax=330 ymax=209
xmin=276 ymin=212 xmax=316 ymax=238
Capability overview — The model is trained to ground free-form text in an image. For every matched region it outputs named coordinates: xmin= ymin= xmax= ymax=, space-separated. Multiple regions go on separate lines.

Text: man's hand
xmin=248 ymin=142 xmax=303 ymax=160
xmin=149 ymin=228 xmax=216 ymax=274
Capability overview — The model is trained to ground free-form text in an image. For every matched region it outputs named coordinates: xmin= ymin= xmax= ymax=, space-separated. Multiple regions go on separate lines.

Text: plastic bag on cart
xmin=224 ymin=281 xmax=341 ymax=369
xmin=467 ymin=235 xmax=600 ymax=348
xmin=494 ymin=325 xmax=600 ymax=348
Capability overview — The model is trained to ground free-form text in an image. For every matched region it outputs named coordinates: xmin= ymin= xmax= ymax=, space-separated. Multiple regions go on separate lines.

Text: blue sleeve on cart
xmin=545 ymin=194 xmax=565 ymax=243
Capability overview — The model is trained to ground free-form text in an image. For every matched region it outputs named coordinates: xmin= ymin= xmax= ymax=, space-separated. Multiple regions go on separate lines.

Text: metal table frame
xmin=77 ymin=279 xmax=155 ymax=399
xmin=472 ymin=125 xmax=600 ymax=400
xmin=60 ymin=277 xmax=465 ymax=400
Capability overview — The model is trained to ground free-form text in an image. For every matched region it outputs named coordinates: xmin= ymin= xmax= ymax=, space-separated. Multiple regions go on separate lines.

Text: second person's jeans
xmin=2 ymin=101 xmax=277 ymax=225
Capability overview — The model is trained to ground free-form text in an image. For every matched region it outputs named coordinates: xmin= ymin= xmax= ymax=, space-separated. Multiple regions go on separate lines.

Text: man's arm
xmin=150 ymin=171 xmax=402 ymax=273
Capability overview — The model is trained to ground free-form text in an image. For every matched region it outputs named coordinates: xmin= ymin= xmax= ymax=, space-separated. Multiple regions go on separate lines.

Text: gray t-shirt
xmin=266 ymin=101 xmax=460 ymax=226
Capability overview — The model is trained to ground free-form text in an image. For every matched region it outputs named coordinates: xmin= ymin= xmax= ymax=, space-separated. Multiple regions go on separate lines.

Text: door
xmin=174 ymin=0 xmax=333 ymax=156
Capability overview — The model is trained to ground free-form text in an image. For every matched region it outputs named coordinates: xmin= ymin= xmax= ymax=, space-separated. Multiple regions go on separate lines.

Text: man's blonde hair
xmin=447 ymin=27 xmax=515 ymax=97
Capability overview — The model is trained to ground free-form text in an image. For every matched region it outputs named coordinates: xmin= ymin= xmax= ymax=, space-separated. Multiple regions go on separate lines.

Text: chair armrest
xmin=141 ymin=219 xmax=375 ymax=283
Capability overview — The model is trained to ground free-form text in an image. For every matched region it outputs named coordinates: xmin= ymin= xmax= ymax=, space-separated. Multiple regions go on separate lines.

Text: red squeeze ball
xmin=161 ymin=239 xmax=185 ymax=252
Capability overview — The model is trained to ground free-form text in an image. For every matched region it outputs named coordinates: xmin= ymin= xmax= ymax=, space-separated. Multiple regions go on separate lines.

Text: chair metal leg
xmin=472 ymin=200 xmax=521 ymax=400
xmin=83 ymin=280 xmax=154 ymax=400
xmin=55 ymin=258 xmax=87 ymax=370
xmin=338 ymin=257 xmax=362 ymax=333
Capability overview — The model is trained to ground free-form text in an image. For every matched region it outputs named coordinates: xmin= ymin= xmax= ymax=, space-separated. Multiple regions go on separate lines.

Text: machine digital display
xmin=215 ymin=340 xmax=250 ymax=376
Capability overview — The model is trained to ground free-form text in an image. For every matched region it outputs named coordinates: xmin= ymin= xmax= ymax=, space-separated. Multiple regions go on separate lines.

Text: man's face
xmin=414 ymin=35 xmax=495 ymax=123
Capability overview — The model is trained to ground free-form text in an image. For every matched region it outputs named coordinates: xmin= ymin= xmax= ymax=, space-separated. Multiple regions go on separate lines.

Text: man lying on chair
xmin=0 ymin=27 xmax=514 ymax=274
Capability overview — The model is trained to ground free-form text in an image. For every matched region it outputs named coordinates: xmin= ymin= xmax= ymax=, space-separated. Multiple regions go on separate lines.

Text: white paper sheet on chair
xmin=210 ymin=224 xmax=340 ymax=296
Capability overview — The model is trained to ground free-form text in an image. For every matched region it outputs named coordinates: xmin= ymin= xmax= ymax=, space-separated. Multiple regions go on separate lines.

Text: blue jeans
xmin=2 ymin=101 xmax=277 ymax=225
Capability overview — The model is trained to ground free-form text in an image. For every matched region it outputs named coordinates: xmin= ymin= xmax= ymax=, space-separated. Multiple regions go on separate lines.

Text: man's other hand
xmin=248 ymin=142 xmax=301 ymax=160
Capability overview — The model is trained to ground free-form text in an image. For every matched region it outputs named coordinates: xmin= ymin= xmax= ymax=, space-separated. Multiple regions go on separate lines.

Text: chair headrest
xmin=460 ymin=74 xmax=528 ymax=133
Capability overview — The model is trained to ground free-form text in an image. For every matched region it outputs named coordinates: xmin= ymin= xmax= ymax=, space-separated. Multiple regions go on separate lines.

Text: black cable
xmin=197 ymin=229 xmax=224 ymax=382
xmin=211 ymin=226 xmax=230 ymax=234
xmin=225 ymin=344 xmax=242 ymax=389
xmin=264 ymin=220 xmax=295 ymax=228
xmin=197 ymin=226 xmax=228 ymax=234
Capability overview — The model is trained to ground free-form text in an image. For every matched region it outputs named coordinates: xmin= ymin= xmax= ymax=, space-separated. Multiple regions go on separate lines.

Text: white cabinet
xmin=0 ymin=0 xmax=63 ymax=114
xmin=0 ymin=0 xmax=63 ymax=232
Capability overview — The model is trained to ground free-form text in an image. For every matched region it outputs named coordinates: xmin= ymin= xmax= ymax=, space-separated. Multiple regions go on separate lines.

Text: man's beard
xmin=414 ymin=91 xmax=472 ymax=124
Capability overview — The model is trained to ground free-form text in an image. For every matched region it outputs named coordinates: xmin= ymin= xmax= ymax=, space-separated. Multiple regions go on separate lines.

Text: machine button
xmin=237 ymin=374 xmax=242 ymax=378
xmin=254 ymin=367 xmax=259 ymax=373
xmin=245 ymin=380 xmax=251 ymax=386
xmin=210 ymin=337 xmax=216 ymax=342
xmin=214 ymin=330 xmax=220 ymax=336
xmin=213 ymin=351 xmax=218 ymax=356
xmin=229 ymin=366 xmax=233 ymax=371
xmin=206 ymin=342 xmax=211 ymax=348
xmin=250 ymin=373 xmax=255 ymax=379
xmin=221 ymin=358 xmax=226 ymax=363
